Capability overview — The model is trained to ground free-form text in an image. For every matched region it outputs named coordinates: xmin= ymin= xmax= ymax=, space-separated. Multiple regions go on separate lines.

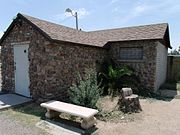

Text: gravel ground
xmin=0 ymin=114 xmax=49 ymax=135
xmin=1 ymin=96 xmax=180 ymax=135
xmin=97 ymin=98 xmax=180 ymax=135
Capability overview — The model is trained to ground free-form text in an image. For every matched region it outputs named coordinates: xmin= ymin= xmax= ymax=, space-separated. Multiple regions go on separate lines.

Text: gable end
xmin=0 ymin=13 xmax=52 ymax=45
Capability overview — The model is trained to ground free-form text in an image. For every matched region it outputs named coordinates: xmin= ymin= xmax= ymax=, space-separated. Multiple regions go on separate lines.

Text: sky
xmin=0 ymin=0 xmax=180 ymax=50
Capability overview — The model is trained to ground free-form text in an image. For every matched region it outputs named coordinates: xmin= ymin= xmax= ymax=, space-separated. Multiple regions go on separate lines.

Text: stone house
xmin=0 ymin=13 xmax=171 ymax=101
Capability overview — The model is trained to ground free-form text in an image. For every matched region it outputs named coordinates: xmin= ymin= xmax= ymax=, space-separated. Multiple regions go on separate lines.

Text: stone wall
xmin=108 ymin=40 xmax=157 ymax=90
xmin=1 ymin=19 xmax=107 ymax=101
xmin=1 ymin=19 xmax=46 ymax=93
xmin=30 ymin=42 xmax=106 ymax=101
xmin=1 ymin=17 xmax=167 ymax=100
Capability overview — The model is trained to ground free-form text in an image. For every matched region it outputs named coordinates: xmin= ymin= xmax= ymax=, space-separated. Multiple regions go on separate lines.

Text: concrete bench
xmin=40 ymin=100 xmax=98 ymax=129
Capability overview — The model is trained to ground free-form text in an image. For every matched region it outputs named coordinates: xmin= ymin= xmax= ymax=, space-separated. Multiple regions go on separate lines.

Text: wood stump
xmin=124 ymin=94 xmax=142 ymax=112
xmin=119 ymin=88 xmax=142 ymax=113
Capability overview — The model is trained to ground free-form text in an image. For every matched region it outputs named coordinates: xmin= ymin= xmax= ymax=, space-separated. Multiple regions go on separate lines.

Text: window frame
xmin=117 ymin=46 xmax=144 ymax=62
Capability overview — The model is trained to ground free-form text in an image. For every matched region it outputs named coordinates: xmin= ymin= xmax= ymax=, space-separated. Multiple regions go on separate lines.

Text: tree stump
xmin=124 ymin=94 xmax=142 ymax=113
xmin=119 ymin=88 xmax=142 ymax=113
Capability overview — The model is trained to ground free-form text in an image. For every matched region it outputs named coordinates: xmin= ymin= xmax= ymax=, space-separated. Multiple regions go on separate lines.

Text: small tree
xmin=169 ymin=49 xmax=180 ymax=55
xmin=69 ymin=69 xmax=101 ymax=109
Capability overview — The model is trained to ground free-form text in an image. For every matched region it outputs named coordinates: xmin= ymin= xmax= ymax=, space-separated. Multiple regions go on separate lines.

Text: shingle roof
xmin=89 ymin=23 xmax=169 ymax=43
xmin=0 ymin=13 xmax=171 ymax=48
xmin=20 ymin=14 xmax=105 ymax=47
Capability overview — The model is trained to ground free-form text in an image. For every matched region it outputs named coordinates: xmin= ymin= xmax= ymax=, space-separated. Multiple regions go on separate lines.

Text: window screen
xmin=119 ymin=47 xmax=143 ymax=60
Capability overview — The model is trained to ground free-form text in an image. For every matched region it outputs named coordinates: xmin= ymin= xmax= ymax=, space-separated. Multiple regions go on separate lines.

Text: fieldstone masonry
xmin=109 ymin=41 xmax=157 ymax=91
xmin=1 ymin=17 xmax=168 ymax=101
xmin=1 ymin=19 xmax=107 ymax=101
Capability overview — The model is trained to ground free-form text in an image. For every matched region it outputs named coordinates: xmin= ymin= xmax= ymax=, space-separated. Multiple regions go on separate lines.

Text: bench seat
xmin=41 ymin=100 xmax=98 ymax=129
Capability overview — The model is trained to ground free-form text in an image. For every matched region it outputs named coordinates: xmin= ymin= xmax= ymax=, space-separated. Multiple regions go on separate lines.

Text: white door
xmin=14 ymin=44 xmax=30 ymax=97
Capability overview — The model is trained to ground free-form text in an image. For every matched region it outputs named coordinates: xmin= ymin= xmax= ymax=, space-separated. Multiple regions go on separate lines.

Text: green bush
xmin=98 ymin=59 xmax=133 ymax=97
xmin=69 ymin=69 xmax=101 ymax=109
xmin=98 ymin=59 xmax=154 ymax=97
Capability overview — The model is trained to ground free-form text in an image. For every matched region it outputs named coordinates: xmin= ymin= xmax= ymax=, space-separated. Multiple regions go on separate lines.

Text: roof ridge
xmin=18 ymin=13 xmax=86 ymax=33
xmin=88 ymin=22 xmax=168 ymax=33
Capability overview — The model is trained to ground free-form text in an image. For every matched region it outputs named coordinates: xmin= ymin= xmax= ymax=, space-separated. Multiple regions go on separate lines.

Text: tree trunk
xmin=123 ymin=95 xmax=142 ymax=113
xmin=118 ymin=88 xmax=142 ymax=113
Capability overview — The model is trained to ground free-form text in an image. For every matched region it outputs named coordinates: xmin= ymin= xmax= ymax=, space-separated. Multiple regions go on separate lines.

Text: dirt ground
xmin=97 ymin=98 xmax=180 ymax=135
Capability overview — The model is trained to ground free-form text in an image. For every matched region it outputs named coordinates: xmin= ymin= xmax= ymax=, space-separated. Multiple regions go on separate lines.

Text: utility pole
xmin=75 ymin=12 xmax=78 ymax=30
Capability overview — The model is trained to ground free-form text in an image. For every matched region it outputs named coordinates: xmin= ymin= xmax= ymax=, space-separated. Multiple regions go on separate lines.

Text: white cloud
xmin=112 ymin=7 xmax=119 ymax=13
xmin=0 ymin=31 xmax=3 ymax=38
xmin=133 ymin=1 xmax=180 ymax=16
xmin=110 ymin=0 xmax=119 ymax=4
xmin=76 ymin=8 xmax=90 ymax=19
xmin=114 ymin=0 xmax=180 ymax=24
xmin=171 ymin=40 xmax=179 ymax=50
xmin=53 ymin=8 xmax=90 ymax=22
xmin=120 ymin=4 xmax=150 ymax=23
xmin=134 ymin=5 xmax=148 ymax=15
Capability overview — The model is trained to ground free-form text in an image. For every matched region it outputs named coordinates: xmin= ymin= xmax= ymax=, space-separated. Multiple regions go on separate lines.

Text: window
xmin=119 ymin=47 xmax=143 ymax=60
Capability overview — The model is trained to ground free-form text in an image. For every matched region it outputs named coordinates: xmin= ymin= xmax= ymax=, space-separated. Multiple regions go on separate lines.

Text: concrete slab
xmin=159 ymin=89 xmax=180 ymax=98
xmin=0 ymin=94 xmax=32 ymax=110
xmin=36 ymin=120 xmax=85 ymax=135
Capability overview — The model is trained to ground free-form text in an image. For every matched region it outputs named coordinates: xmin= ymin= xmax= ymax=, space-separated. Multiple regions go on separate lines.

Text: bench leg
xmin=81 ymin=116 xmax=97 ymax=129
xmin=45 ymin=109 xmax=60 ymax=119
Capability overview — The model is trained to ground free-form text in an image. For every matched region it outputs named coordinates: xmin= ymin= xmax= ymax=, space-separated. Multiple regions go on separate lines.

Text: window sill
xmin=117 ymin=59 xmax=145 ymax=63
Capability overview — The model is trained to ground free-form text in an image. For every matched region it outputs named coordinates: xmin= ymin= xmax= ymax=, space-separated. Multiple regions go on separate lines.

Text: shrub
xmin=99 ymin=63 xmax=133 ymax=97
xmin=98 ymin=59 xmax=154 ymax=97
xmin=69 ymin=69 xmax=101 ymax=109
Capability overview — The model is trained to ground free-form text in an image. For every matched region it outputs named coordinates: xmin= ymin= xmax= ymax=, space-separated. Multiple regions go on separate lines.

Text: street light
xmin=65 ymin=8 xmax=78 ymax=30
